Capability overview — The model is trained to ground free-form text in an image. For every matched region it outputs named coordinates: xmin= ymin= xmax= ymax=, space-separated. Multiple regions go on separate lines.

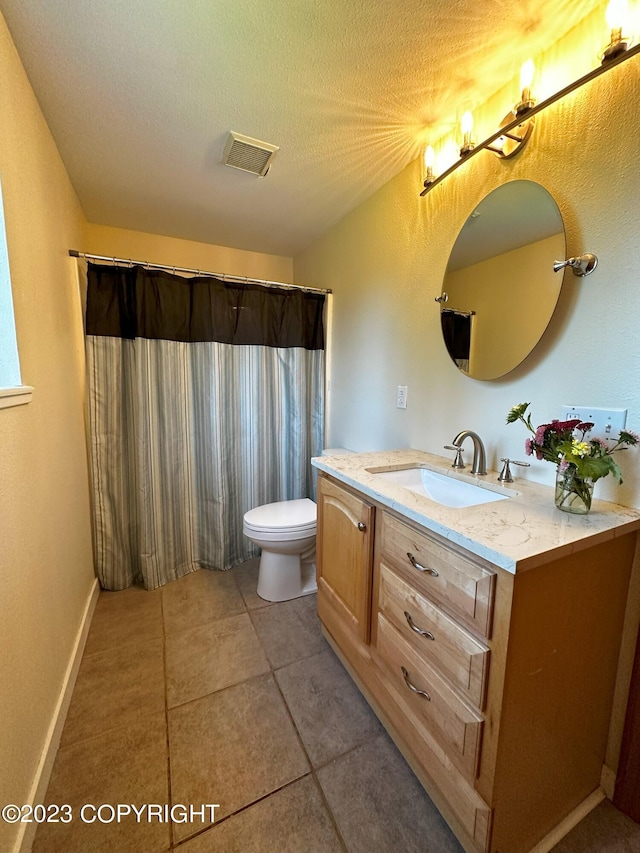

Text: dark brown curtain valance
xmin=85 ymin=263 xmax=325 ymax=350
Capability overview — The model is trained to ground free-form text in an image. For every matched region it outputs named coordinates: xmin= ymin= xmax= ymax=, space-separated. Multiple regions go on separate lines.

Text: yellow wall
xmin=0 ymin=15 xmax=95 ymax=853
xmin=295 ymin=41 xmax=640 ymax=509
xmin=82 ymin=223 xmax=293 ymax=283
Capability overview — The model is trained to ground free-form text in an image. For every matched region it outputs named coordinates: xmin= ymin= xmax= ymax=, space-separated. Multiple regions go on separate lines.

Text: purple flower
xmin=551 ymin=419 xmax=582 ymax=432
xmin=525 ymin=438 xmax=534 ymax=456
xmin=558 ymin=459 xmax=569 ymax=472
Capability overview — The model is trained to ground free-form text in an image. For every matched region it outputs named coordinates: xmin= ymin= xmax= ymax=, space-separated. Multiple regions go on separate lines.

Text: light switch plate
xmin=561 ymin=405 xmax=627 ymax=446
xmin=396 ymin=385 xmax=407 ymax=409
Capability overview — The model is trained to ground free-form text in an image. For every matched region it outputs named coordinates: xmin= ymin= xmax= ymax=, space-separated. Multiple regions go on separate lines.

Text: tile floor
xmin=33 ymin=562 xmax=640 ymax=853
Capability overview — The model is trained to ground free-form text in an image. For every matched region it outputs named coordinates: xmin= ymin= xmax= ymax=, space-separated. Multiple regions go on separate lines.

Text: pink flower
xmin=525 ymin=438 xmax=534 ymax=456
xmin=535 ymin=424 xmax=549 ymax=444
xmin=558 ymin=459 xmax=569 ymax=471
xmin=577 ymin=422 xmax=594 ymax=433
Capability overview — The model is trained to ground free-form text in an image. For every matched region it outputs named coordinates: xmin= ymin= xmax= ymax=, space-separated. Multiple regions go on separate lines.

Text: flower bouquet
xmin=506 ymin=402 xmax=638 ymax=514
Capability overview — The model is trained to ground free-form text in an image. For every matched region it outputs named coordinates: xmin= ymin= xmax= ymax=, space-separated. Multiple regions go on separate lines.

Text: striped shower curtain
xmin=85 ymin=263 xmax=325 ymax=591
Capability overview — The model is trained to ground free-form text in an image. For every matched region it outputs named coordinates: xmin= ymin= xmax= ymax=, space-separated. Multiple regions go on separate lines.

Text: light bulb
xmin=602 ymin=0 xmax=629 ymax=61
xmin=516 ymin=59 xmax=536 ymax=115
xmin=423 ymin=145 xmax=435 ymax=184
xmin=459 ymin=111 xmax=475 ymax=156
xmin=606 ymin=0 xmax=628 ymax=31
xmin=424 ymin=145 xmax=434 ymax=169
xmin=520 ymin=59 xmax=535 ymax=92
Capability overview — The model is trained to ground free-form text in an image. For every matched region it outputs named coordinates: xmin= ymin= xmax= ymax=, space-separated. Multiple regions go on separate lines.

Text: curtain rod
xmin=442 ymin=307 xmax=476 ymax=317
xmin=69 ymin=250 xmax=331 ymax=296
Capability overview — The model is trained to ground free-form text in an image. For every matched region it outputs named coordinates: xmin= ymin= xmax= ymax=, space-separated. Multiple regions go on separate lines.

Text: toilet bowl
xmin=243 ymin=498 xmax=318 ymax=602
xmin=243 ymin=448 xmax=354 ymax=602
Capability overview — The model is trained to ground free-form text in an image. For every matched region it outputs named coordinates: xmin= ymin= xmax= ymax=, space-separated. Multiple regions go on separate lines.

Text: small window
xmin=0 ymin=176 xmax=32 ymax=409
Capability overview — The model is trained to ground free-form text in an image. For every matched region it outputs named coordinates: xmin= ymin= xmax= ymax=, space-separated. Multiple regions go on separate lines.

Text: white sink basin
xmin=369 ymin=466 xmax=510 ymax=508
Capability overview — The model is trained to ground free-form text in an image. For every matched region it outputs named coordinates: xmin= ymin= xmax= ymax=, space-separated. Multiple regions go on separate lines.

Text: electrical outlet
xmin=561 ymin=405 xmax=627 ymax=446
xmin=396 ymin=385 xmax=408 ymax=409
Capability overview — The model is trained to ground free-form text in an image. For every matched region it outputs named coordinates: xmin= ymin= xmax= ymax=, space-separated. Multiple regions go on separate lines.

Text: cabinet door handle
xmin=406 ymin=552 xmax=439 ymax=577
xmin=404 ymin=611 xmax=435 ymax=641
xmin=401 ymin=666 xmax=431 ymax=701
xmin=357 ymin=521 xmax=367 ymax=532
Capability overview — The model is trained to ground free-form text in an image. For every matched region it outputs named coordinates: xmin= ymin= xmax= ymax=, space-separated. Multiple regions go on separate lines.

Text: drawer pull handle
xmin=357 ymin=521 xmax=367 ymax=532
xmin=406 ymin=552 xmax=439 ymax=577
xmin=404 ymin=611 xmax=435 ymax=641
xmin=401 ymin=666 xmax=431 ymax=701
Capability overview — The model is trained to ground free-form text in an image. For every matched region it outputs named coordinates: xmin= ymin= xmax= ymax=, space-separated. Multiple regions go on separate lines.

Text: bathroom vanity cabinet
xmin=315 ymin=465 xmax=640 ymax=853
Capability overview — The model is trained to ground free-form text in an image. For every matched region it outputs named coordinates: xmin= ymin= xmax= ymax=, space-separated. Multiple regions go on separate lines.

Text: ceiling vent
xmin=222 ymin=132 xmax=279 ymax=177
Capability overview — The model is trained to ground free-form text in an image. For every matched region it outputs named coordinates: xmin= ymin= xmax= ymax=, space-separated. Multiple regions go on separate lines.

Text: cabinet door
xmin=317 ymin=475 xmax=374 ymax=643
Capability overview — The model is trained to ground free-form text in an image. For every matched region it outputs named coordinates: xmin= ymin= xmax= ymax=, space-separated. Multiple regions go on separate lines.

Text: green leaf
xmin=506 ymin=402 xmax=530 ymax=424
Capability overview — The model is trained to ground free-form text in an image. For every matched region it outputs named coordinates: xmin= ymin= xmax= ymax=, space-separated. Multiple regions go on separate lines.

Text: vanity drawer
xmin=376 ymin=613 xmax=484 ymax=780
xmin=379 ymin=512 xmax=496 ymax=638
xmin=378 ymin=563 xmax=489 ymax=709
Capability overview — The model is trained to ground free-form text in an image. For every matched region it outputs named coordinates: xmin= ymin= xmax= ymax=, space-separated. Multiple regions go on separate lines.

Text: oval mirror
xmin=440 ymin=180 xmax=565 ymax=380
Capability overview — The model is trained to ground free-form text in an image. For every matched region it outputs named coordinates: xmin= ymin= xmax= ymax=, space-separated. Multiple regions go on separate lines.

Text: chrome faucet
xmin=452 ymin=430 xmax=487 ymax=475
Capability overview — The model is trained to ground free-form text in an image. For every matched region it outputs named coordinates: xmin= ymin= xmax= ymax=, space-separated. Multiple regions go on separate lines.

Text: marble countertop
xmin=312 ymin=449 xmax=640 ymax=574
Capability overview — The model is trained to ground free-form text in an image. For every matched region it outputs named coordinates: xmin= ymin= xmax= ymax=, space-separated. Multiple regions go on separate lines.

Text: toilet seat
xmin=243 ymin=498 xmax=316 ymax=534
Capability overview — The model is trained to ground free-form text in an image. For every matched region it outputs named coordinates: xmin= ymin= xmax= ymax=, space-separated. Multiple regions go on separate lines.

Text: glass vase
xmin=554 ymin=466 xmax=594 ymax=514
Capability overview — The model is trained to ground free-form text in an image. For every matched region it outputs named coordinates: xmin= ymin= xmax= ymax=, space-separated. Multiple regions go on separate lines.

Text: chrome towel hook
xmin=553 ymin=253 xmax=598 ymax=277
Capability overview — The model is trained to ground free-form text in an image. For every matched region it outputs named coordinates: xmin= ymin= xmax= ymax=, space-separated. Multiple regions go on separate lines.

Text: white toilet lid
xmin=244 ymin=498 xmax=317 ymax=532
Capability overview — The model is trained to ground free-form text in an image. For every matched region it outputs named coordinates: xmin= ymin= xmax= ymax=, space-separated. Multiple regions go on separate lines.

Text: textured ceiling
xmin=1 ymin=0 xmax=604 ymax=257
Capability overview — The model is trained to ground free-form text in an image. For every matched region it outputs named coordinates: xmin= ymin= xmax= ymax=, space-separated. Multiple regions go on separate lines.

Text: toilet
xmin=243 ymin=448 xmax=353 ymax=602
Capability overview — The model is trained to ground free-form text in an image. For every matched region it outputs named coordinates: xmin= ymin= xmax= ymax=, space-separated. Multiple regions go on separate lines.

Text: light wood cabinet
xmin=377 ymin=564 xmax=489 ymax=708
xmin=316 ymin=474 xmax=374 ymax=643
xmin=316 ymin=472 xmax=638 ymax=853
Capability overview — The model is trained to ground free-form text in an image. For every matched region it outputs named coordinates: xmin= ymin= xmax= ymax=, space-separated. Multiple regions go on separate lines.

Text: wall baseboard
xmin=601 ymin=764 xmax=617 ymax=800
xmin=529 ymin=787 xmax=606 ymax=853
xmin=15 ymin=577 xmax=99 ymax=853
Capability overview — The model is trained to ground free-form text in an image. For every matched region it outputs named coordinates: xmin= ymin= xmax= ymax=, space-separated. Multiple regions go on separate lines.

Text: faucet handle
xmin=498 ymin=458 xmax=530 ymax=483
xmin=444 ymin=445 xmax=465 ymax=469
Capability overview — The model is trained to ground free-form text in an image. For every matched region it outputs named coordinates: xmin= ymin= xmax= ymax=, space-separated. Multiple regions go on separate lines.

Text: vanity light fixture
xmin=423 ymin=145 xmax=435 ymax=185
xmin=420 ymin=40 xmax=640 ymax=197
xmin=602 ymin=0 xmax=630 ymax=62
xmin=486 ymin=59 xmax=536 ymax=159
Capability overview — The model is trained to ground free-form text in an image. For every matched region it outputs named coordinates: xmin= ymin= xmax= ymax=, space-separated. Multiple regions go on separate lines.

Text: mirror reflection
xmin=441 ymin=180 xmax=565 ymax=380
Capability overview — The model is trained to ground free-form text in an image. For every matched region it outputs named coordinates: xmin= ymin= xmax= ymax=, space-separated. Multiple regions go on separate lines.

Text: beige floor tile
xmin=33 ymin=711 xmax=169 ymax=853
xmin=61 ymin=637 xmax=165 ymax=747
xmin=168 ymin=673 xmax=309 ymax=843
xmin=84 ymin=585 xmax=163 ymax=656
xmin=275 ymin=648 xmax=383 ymax=767
xmin=162 ymin=569 xmax=245 ymax=635
xmin=250 ymin=594 xmax=327 ymax=669
xmin=166 ymin=612 xmax=270 ymax=707
xmin=550 ymin=798 xmax=640 ymax=852
xmin=317 ymin=732 xmax=463 ymax=853
xmin=233 ymin=558 xmax=276 ymax=610
xmin=177 ymin=776 xmax=344 ymax=853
